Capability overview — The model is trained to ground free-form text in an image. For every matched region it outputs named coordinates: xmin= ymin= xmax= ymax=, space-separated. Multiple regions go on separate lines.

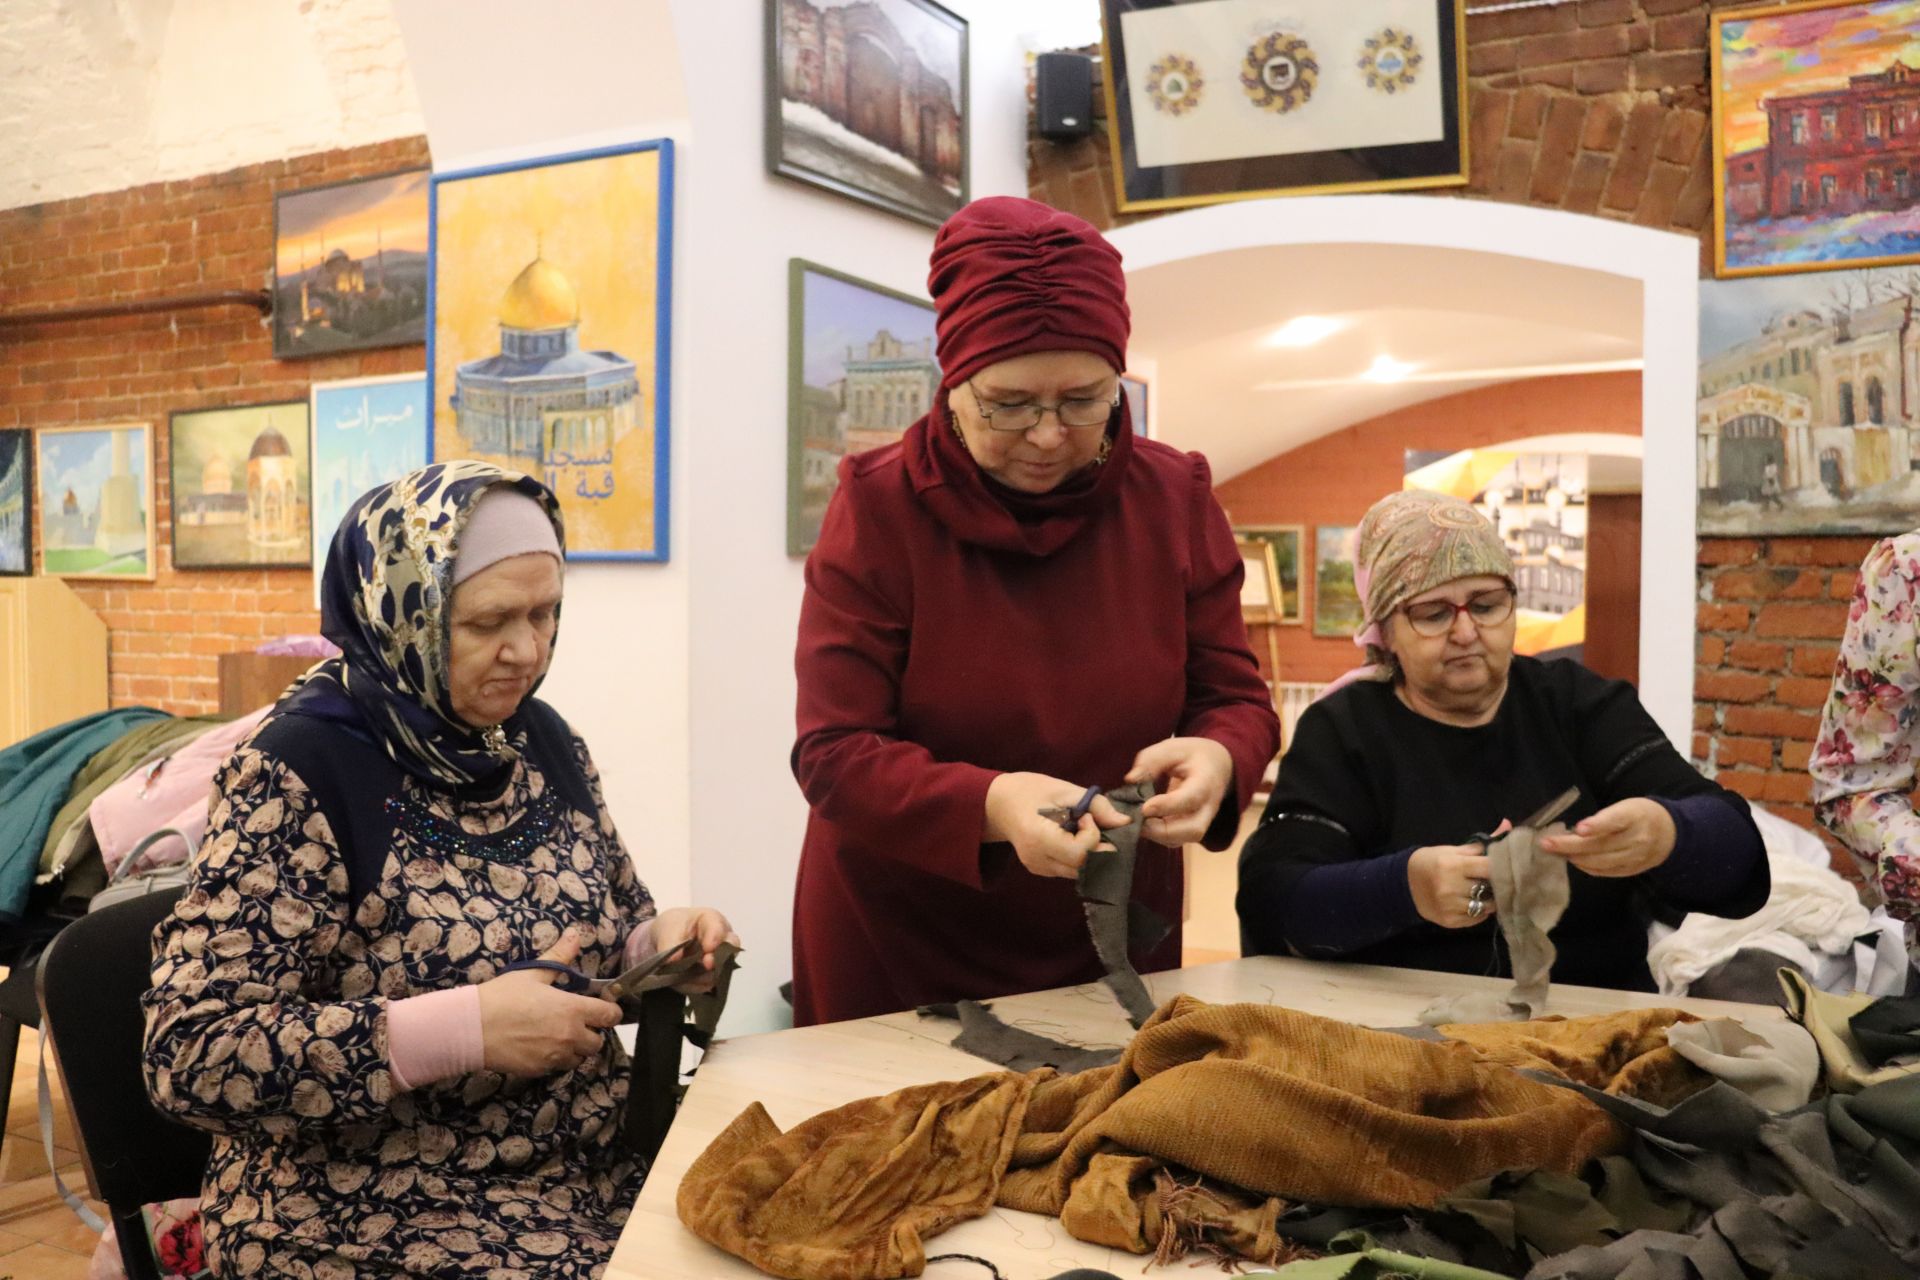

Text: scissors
xmin=1037 ymin=784 xmax=1102 ymax=834
xmin=1464 ymin=786 xmax=1580 ymax=919
xmin=501 ymin=936 xmax=701 ymax=998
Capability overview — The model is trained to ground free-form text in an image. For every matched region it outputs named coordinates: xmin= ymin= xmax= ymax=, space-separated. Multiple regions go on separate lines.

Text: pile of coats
xmin=0 ymin=704 xmax=270 ymax=937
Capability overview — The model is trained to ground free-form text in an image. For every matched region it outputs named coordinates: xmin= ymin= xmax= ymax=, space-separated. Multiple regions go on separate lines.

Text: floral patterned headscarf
xmin=1317 ymin=489 xmax=1515 ymax=699
xmin=279 ymin=461 xmax=566 ymax=788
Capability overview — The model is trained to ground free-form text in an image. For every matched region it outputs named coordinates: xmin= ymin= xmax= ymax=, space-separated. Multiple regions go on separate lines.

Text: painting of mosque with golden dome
xmin=429 ymin=140 xmax=674 ymax=561
xmin=168 ymin=402 xmax=312 ymax=569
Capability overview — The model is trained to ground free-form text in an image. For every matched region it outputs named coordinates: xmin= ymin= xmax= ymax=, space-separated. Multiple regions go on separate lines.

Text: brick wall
xmin=1215 ymin=372 xmax=1642 ymax=683
xmin=1029 ymin=1 xmax=1870 ymax=855
xmin=1694 ymin=539 xmax=1870 ymax=834
xmin=1 ymin=137 xmax=430 ymax=714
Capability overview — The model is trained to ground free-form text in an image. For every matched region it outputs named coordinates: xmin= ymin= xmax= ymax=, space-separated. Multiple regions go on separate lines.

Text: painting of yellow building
xmin=430 ymin=140 xmax=673 ymax=560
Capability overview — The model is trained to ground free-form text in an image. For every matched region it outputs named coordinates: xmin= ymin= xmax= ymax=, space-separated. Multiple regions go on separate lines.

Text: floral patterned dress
xmin=1811 ymin=533 xmax=1920 ymax=951
xmin=142 ymin=720 xmax=654 ymax=1279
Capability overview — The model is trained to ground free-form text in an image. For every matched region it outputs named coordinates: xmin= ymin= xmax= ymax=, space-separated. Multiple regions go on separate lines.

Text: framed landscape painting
xmin=767 ymin=0 xmax=969 ymax=226
xmin=1099 ymin=0 xmax=1468 ymax=213
xmin=430 ymin=140 xmax=674 ymax=562
xmin=35 ymin=423 xmax=154 ymax=580
xmin=0 ymin=429 xmax=30 ymax=576
xmin=1236 ymin=524 xmax=1303 ymax=623
xmin=1312 ymin=523 xmax=1361 ymax=638
xmin=1698 ymin=266 xmax=1920 ymax=532
xmin=274 ymin=168 xmax=429 ymax=357
xmin=788 ymin=259 xmax=938 ymax=555
xmin=310 ymin=373 xmax=429 ymax=599
xmin=1713 ymin=0 xmax=1920 ymax=277
xmin=169 ymin=402 xmax=312 ymax=570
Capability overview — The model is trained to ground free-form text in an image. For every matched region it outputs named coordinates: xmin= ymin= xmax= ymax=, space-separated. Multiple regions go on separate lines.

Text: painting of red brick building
xmin=770 ymin=0 xmax=967 ymax=226
xmin=1714 ymin=1 xmax=1920 ymax=276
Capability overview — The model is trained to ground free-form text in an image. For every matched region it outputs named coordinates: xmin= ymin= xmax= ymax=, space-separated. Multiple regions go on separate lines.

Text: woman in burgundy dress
xmin=790 ymin=197 xmax=1280 ymax=1024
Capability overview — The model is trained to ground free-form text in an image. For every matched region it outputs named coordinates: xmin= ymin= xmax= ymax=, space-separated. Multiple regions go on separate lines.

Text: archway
xmin=1106 ymin=196 xmax=1698 ymax=747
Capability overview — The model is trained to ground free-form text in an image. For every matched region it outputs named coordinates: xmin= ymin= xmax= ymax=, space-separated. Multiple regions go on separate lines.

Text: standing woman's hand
xmin=985 ymin=772 xmax=1130 ymax=879
xmin=1128 ymin=737 xmax=1234 ymax=846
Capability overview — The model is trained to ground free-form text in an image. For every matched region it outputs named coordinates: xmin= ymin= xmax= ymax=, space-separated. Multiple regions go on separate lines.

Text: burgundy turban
xmin=927 ymin=196 xmax=1130 ymax=390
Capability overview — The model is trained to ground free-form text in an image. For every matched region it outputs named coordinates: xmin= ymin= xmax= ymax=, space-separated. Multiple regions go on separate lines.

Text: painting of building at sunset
xmin=1720 ymin=1 xmax=1920 ymax=273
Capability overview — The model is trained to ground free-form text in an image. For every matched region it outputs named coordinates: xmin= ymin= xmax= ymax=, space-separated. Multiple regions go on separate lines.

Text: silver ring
xmin=1469 ymin=880 xmax=1491 ymax=903
xmin=1466 ymin=896 xmax=1486 ymax=920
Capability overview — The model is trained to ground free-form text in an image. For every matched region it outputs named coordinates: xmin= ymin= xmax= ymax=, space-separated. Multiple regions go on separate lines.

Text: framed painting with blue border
xmin=35 ymin=423 xmax=155 ymax=581
xmin=1099 ymin=0 xmax=1468 ymax=214
xmin=1712 ymin=0 xmax=1920 ymax=278
xmin=787 ymin=259 xmax=938 ymax=556
xmin=0 ymin=429 xmax=31 ymax=576
xmin=428 ymin=139 xmax=674 ymax=562
xmin=766 ymin=0 xmax=970 ymax=227
xmin=273 ymin=168 xmax=430 ymax=358
xmin=310 ymin=373 xmax=429 ymax=603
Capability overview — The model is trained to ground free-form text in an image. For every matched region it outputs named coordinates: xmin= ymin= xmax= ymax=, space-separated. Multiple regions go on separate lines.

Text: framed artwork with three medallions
xmin=1097 ymin=0 xmax=1468 ymax=213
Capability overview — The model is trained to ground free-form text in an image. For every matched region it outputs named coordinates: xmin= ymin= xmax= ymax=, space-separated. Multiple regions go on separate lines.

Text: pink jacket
xmin=88 ymin=708 xmax=271 ymax=874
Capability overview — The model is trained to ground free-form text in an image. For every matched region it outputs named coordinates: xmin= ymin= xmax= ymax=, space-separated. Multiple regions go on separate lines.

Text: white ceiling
xmin=1127 ymin=241 xmax=1646 ymax=481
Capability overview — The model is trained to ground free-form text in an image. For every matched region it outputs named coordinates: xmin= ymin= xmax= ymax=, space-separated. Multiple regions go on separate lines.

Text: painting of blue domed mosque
xmin=36 ymin=423 xmax=154 ymax=580
xmin=0 ymin=429 xmax=30 ymax=576
xmin=430 ymin=140 xmax=674 ymax=561
xmin=309 ymin=374 xmax=429 ymax=599
xmin=274 ymin=169 xmax=429 ymax=359
xmin=169 ymin=402 xmax=312 ymax=569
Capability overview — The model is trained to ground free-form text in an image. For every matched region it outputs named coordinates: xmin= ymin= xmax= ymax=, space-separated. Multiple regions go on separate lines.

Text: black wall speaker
xmin=1036 ymin=51 xmax=1095 ymax=142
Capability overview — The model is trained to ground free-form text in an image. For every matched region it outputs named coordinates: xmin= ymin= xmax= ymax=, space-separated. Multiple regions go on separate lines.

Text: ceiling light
xmin=1360 ymin=355 xmax=1415 ymax=383
xmin=1265 ymin=315 xmax=1343 ymax=347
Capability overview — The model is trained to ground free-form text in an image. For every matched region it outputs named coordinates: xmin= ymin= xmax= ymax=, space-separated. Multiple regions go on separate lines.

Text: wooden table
xmin=610 ymin=956 xmax=1780 ymax=1280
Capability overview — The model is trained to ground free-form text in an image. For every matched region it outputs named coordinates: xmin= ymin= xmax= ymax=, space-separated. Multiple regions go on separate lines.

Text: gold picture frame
xmin=1098 ymin=0 xmax=1469 ymax=214
xmin=1711 ymin=0 xmax=1920 ymax=278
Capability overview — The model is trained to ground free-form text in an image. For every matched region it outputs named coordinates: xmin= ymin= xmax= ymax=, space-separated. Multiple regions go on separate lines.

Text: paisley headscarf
xmin=1319 ymin=489 xmax=1515 ymax=696
xmin=278 ymin=461 xmax=566 ymax=789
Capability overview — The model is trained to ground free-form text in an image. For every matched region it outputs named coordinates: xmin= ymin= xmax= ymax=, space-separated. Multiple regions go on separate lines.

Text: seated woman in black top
xmin=1237 ymin=490 xmax=1768 ymax=992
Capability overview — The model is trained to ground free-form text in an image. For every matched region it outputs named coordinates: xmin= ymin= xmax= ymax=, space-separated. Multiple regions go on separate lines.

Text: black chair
xmin=37 ymin=889 xmax=210 ymax=1280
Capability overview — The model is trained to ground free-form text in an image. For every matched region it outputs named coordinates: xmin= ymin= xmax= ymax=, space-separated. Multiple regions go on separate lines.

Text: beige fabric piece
xmin=1419 ymin=822 xmax=1571 ymax=1025
xmin=1778 ymin=968 xmax=1920 ymax=1092
xmin=1666 ymin=1017 xmax=1819 ymax=1112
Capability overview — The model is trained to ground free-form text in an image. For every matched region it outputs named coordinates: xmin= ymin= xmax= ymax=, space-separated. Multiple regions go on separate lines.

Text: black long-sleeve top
xmin=1236 ymin=656 xmax=1770 ymax=992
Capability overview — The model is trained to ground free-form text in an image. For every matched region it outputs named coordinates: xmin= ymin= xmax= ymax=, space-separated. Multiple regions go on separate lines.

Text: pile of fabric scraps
xmin=677 ymin=998 xmax=1718 ymax=1279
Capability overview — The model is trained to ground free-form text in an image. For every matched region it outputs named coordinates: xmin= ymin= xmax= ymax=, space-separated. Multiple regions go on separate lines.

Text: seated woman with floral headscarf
xmin=142 ymin=462 xmax=736 ymax=1278
xmin=1237 ymin=489 xmax=1768 ymax=991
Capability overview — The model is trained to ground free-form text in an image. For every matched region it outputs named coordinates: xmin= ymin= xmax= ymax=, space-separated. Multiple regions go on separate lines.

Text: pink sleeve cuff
xmin=623 ymin=916 xmax=657 ymax=968
xmin=387 ymin=986 xmax=485 ymax=1092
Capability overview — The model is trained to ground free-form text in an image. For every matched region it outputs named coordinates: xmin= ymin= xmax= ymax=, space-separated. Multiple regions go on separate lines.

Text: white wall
xmin=2 ymin=0 xmax=424 ymax=211
xmin=677 ymin=0 xmax=1043 ymax=1034
xmin=394 ymin=0 xmax=1051 ymax=1032
xmin=392 ymin=0 xmax=697 ymax=915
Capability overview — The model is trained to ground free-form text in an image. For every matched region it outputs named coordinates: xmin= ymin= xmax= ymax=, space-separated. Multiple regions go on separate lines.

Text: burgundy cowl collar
xmin=902 ymin=396 xmax=1135 ymax=558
